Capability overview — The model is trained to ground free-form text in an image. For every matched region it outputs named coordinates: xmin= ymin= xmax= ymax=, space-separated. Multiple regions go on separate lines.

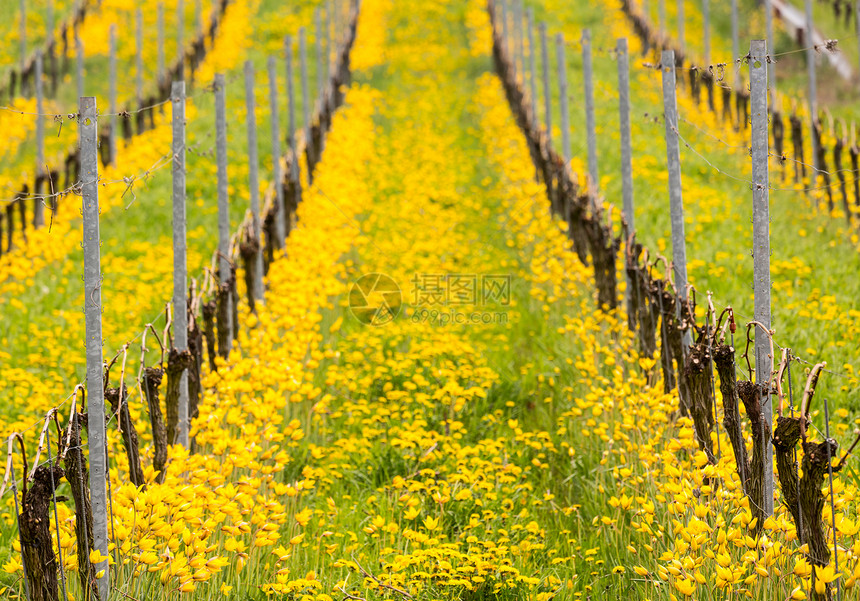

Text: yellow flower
xmin=674 ymin=577 xmax=696 ymax=597
xmin=289 ymin=533 xmax=305 ymax=546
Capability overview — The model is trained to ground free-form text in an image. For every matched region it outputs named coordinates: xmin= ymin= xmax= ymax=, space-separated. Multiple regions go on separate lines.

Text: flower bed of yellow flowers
xmin=1 ymin=1 xmax=860 ymax=601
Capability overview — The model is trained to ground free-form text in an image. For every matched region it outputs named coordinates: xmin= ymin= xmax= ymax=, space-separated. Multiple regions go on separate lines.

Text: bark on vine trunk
xmin=19 ymin=464 xmax=65 ymax=601
xmin=62 ymin=413 xmax=99 ymax=599
xmin=105 ymin=384 xmax=145 ymax=488
xmin=772 ymin=416 xmax=802 ymax=531
xmin=737 ymin=380 xmax=768 ymax=535
xmin=713 ymin=343 xmax=750 ymax=495
xmin=165 ymin=348 xmax=194 ymax=446
xmin=683 ymin=342 xmax=715 ymax=463
xmin=143 ymin=367 xmax=168 ymax=484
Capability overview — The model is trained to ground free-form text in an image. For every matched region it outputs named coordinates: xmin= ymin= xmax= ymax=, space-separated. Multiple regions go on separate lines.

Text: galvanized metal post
xmin=80 ymin=96 xmax=110 ymax=601
xmin=268 ymin=56 xmax=286 ymax=245
xmin=47 ymin=0 xmax=54 ymax=42
xmin=731 ymin=0 xmax=739 ymax=83
xmin=805 ymin=0 xmax=819 ymax=172
xmin=158 ymin=3 xmax=165 ymax=84
xmin=109 ymin=24 xmax=117 ymax=165
xmin=661 ymin=50 xmax=691 ymax=348
xmin=540 ymin=22 xmax=551 ymax=145
xmin=286 ymin=35 xmax=296 ymax=155
xmin=618 ymin=38 xmax=633 ymax=232
xmin=677 ymin=0 xmax=684 ymax=53
xmin=750 ymin=39 xmax=773 ymax=517
xmin=583 ymin=28 xmax=598 ymax=197
xmin=171 ymin=81 xmax=189 ymax=448
xmin=76 ymin=34 xmax=84 ymax=100
xmin=619 ymin=36 xmax=635 ymax=321
xmin=527 ymin=8 xmax=537 ymax=114
xmin=214 ymin=73 xmax=233 ymax=347
xmin=315 ymin=8 xmax=323 ymax=104
xmin=324 ymin=0 xmax=332 ymax=85
xmin=857 ymin=0 xmax=860 ymax=90
xmin=515 ymin=0 xmax=525 ymax=85
xmin=244 ymin=61 xmax=265 ymax=305
xmin=19 ymin=0 xmax=26 ymax=75
xmin=333 ymin=0 xmax=340 ymax=47
xmin=765 ymin=0 xmax=777 ymax=103
xmin=136 ymin=9 xmax=144 ymax=101
xmin=177 ymin=0 xmax=184 ymax=81
xmin=300 ymin=27 xmax=313 ymax=170
xmin=703 ymin=0 xmax=710 ymax=67
xmin=35 ymin=53 xmax=45 ymax=228
xmin=501 ymin=0 xmax=511 ymax=72
xmin=35 ymin=56 xmax=44 ymax=168
xmin=556 ymin=33 xmax=570 ymax=167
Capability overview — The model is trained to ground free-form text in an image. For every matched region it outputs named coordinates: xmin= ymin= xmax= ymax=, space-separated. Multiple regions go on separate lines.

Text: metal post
xmin=540 ymin=22 xmax=551 ymax=145
xmin=515 ymin=0 xmax=525 ymax=85
xmin=618 ymin=38 xmax=633 ymax=232
xmin=109 ymin=24 xmax=117 ymax=166
xmin=750 ymin=39 xmax=773 ymax=517
xmin=171 ymin=81 xmax=189 ymax=448
xmin=286 ymin=35 xmax=296 ymax=155
xmin=80 ymin=95 xmax=110 ymax=601
xmin=195 ymin=0 xmax=202 ymax=33
xmin=158 ymin=3 xmax=165 ymax=84
xmin=333 ymin=0 xmax=340 ymax=49
xmin=677 ymin=0 xmax=684 ymax=53
xmin=731 ymin=0 xmax=739 ymax=83
xmin=501 ymin=0 xmax=510 ymax=70
xmin=325 ymin=0 xmax=332 ymax=85
xmin=136 ymin=9 xmax=144 ymax=101
xmin=765 ymin=0 xmax=776 ymax=104
xmin=703 ymin=0 xmax=710 ymax=67
xmin=315 ymin=8 xmax=323 ymax=104
xmin=76 ymin=34 xmax=84 ymax=100
xmin=300 ymin=27 xmax=313 ymax=171
xmin=527 ymin=8 xmax=537 ymax=114
xmin=244 ymin=61 xmax=265 ymax=305
xmin=268 ymin=56 xmax=286 ymax=245
xmin=557 ymin=32 xmax=570 ymax=224
xmin=583 ymin=28 xmax=598 ymax=196
xmin=661 ymin=50 xmax=691 ymax=348
xmin=47 ymin=0 xmax=54 ymax=41
xmin=214 ymin=73 xmax=233 ymax=348
xmin=19 ymin=0 xmax=26 ymax=75
xmin=805 ymin=0 xmax=819 ymax=172
xmin=177 ymin=0 xmax=184 ymax=81
xmin=619 ymin=36 xmax=635 ymax=321
xmin=35 ymin=53 xmax=45 ymax=229
xmin=857 ymin=0 xmax=860 ymax=91
xmin=556 ymin=34 xmax=570 ymax=167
